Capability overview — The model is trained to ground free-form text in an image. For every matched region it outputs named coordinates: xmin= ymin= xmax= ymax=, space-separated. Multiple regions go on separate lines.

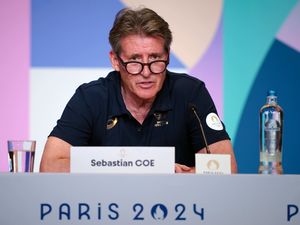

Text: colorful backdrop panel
xmin=0 ymin=0 xmax=299 ymax=174
xmin=225 ymin=0 xmax=300 ymax=173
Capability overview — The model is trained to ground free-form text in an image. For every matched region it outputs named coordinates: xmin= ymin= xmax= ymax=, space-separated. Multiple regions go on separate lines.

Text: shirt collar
xmin=107 ymin=71 xmax=128 ymax=118
xmin=150 ymin=70 xmax=172 ymax=113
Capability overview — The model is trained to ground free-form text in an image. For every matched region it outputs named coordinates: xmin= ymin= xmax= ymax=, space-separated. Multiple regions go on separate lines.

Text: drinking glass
xmin=7 ymin=140 xmax=36 ymax=172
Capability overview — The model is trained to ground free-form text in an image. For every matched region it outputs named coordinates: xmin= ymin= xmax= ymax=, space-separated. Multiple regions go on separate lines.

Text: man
xmin=40 ymin=7 xmax=237 ymax=173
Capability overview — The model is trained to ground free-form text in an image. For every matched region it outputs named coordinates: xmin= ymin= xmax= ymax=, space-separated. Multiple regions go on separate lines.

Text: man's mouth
xmin=137 ymin=81 xmax=154 ymax=89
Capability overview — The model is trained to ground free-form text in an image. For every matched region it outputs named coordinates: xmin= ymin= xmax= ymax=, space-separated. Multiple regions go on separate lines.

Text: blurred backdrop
xmin=1 ymin=0 xmax=299 ymax=173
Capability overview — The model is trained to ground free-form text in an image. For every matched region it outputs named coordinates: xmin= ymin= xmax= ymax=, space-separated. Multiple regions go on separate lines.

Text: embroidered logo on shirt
xmin=154 ymin=113 xmax=169 ymax=127
xmin=106 ymin=117 xmax=118 ymax=129
xmin=206 ymin=113 xmax=223 ymax=130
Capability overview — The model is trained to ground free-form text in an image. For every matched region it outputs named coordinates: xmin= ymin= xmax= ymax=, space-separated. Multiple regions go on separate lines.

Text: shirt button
xmin=137 ymin=127 xmax=142 ymax=132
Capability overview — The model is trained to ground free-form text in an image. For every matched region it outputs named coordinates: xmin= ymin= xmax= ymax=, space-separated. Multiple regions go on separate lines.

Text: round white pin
xmin=206 ymin=113 xmax=223 ymax=131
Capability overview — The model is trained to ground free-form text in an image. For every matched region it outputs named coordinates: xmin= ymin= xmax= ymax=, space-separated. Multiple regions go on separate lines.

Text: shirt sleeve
xmin=187 ymin=81 xmax=230 ymax=153
xmin=50 ymin=86 xmax=94 ymax=146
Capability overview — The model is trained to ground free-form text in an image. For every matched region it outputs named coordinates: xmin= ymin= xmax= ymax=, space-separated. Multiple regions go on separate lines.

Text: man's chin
xmin=136 ymin=92 xmax=157 ymax=102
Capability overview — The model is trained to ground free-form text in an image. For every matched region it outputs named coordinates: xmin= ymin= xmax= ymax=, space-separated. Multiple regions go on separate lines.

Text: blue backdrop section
xmin=234 ymin=39 xmax=300 ymax=174
xmin=31 ymin=0 xmax=184 ymax=68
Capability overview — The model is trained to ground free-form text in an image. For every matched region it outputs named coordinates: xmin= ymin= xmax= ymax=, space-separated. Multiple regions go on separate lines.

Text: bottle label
xmin=260 ymin=152 xmax=282 ymax=163
xmin=264 ymin=117 xmax=281 ymax=154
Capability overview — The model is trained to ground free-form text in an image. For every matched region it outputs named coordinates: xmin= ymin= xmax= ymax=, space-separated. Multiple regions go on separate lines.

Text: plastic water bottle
xmin=259 ymin=90 xmax=283 ymax=174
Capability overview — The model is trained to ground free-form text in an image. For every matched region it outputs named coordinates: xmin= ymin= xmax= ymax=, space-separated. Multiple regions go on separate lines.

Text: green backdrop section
xmin=223 ymin=0 xmax=298 ymax=142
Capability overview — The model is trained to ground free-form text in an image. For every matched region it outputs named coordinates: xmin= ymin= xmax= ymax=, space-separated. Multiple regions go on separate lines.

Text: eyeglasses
xmin=117 ymin=55 xmax=169 ymax=75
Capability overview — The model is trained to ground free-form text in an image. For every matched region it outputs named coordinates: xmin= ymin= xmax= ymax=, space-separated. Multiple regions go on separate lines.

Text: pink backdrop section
xmin=277 ymin=0 xmax=300 ymax=52
xmin=0 ymin=0 xmax=30 ymax=171
xmin=189 ymin=19 xmax=223 ymax=118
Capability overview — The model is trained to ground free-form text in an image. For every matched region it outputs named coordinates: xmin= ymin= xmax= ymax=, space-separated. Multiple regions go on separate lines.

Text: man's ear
xmin=109 ymin=51 xmax=120 ymax=71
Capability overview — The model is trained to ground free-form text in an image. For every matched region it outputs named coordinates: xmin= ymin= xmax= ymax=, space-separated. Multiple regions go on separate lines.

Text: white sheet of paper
xmin=195 ymin=153 xmax=231 ymax=175
xmin=71 ymin=146 xmax=175 ymax=174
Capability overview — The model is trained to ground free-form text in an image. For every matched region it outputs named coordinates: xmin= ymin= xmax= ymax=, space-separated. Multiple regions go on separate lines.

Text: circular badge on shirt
xmin=206 ymin=113 xmax=223 ymax=131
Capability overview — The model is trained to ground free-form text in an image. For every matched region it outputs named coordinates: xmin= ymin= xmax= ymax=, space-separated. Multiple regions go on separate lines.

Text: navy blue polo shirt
xmin=50 ymin=70 xmax=230 ymax=166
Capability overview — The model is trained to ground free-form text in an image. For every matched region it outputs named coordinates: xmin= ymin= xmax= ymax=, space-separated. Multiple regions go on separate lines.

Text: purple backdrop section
xmin=189 ymin=18 xmax=223 ymax=118
xmin=0 ymin=0 xmax=30 ymax=171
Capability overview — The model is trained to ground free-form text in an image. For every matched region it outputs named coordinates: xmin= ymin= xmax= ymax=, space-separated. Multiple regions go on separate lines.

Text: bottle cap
xmin=268 ymin=90 xmax=277 ymax=96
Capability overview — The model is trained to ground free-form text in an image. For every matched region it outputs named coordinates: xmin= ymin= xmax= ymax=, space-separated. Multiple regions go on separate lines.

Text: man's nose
xmin=140 ymin=64 xmax=152 ymax=77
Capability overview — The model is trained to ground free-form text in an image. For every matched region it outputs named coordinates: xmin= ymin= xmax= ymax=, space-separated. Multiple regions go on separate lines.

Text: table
xmin=0 ymin=173 xmax=299 ymax=225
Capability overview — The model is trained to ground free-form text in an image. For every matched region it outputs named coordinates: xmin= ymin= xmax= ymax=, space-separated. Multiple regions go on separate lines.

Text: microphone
xmin=189 ymin=104 xmax=211 ymax=154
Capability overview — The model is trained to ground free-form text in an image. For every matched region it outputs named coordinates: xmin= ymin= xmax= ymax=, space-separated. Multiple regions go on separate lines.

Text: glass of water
xmin=7 ymin=140 xmax=36 ymax=172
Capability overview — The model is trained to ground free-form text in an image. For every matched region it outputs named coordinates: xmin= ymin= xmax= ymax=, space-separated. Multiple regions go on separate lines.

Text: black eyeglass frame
xmin=117 ymin=55 xmax=169 ymax=75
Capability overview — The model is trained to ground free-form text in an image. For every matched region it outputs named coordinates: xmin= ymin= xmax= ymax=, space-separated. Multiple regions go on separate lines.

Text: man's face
xmin=110 ymin=34 xmax=168 ymax=102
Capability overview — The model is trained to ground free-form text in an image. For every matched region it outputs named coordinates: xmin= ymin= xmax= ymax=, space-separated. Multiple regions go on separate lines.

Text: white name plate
xmin=195 ymin=153 xmax=231 ymax=175
xmin=71 ymin=146 xmax=175 ymax=174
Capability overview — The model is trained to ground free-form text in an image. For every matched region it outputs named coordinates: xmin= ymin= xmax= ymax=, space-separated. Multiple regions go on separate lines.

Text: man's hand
xmin=175 ymin=163 xmax=195 ymax=173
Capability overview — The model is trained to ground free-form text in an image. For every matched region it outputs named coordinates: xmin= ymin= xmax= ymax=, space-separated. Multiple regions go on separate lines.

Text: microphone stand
xmin=190 ymin=105 xmax=211 ymax=154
